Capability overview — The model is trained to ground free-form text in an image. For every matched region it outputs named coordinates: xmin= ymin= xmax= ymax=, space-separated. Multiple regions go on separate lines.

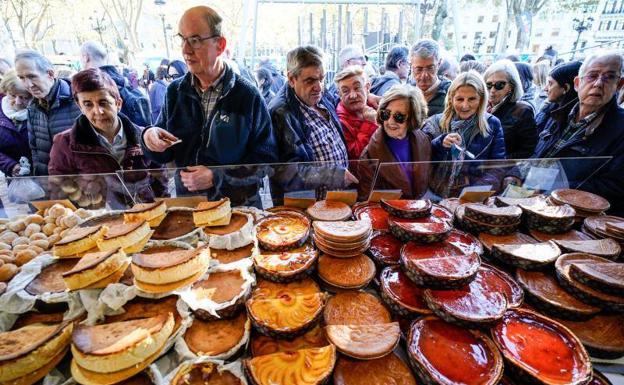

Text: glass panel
xmin=372 ymin=157 xmax=613 ymax=202
xmin=117 ymin=159 xmax=380 ymax=209
xmin=1 ymin=173 xmax=133 ymax=217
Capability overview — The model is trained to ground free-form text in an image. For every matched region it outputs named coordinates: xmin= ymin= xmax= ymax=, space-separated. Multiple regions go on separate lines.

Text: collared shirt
xmin=296 ymin=94 xmax=348 ymax=166
xmin=191 ymin=65 xmax=227 ymax=121
xmin=545 ymin=102 xmax=606 ymax=157
xmin=92 ymin=117 xmax=127 ymax=163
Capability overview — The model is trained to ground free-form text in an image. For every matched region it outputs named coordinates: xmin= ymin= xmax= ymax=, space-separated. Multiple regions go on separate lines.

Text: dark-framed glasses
xmin=379 ymin=109 xmax=408 ymax=124
xmin=173 ymin=33 xmax=220 ymax=49
xmin=582 ymin=72 xmax=620 ymax=84
xmin=486 ymin=81 xmax=508 ymax=90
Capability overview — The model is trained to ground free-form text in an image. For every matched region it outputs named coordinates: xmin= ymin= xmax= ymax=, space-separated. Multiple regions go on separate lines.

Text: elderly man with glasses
xmin=410 ymin=39 xmax=451 ymax=117
xmin=141 ymin=6 xmax=277 ymax=195
xmin=507 ymin=52 xmax=624 ymax=216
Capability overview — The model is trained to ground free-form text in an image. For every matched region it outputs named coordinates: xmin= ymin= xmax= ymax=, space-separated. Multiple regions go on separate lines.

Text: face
xmin=486 ymin=71 xmax=513 ymax=105
xmin=452 ymin=86 xmax=481 ymax=120
xmin=6 ymin=91 xmax=32 ymax=111
xmin=396 ymin=60 xmax=410 ymax=81
xmin=288 ymin=66 xmax=324 ymax=107
xmin=15 ymin=59 xmax=55 ymax=99
xmin=76 ymin=90 xmax=122 ymax=133
xmin=546 ymin=76 xmax=567 ymax=103
xmin=574 ymin=56 xmax=624 ymax=112
xmin=338 ymin=75 xmax=369 ymax=114
xmin=381 ymin=98 xmax=410 ymax=139
xmin=178 ymin=10 xmax=226 ymax=77
xmin=411 ymin=55 xmax=438 ymax=91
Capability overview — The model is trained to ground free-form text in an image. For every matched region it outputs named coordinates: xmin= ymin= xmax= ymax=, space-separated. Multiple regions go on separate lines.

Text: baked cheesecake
xmin=124 ymin=201 xmax=167 ymax=228
xmin=193 ymin=198 xmax=231 ymax=227
xmin=97 ymin=220 xmax=152 ymax=254
xmin=131 ymin=245 xmax=210 ymax=294
xmin=62 ymin=247 xmax=130 ymax=290
xmin=53 ymin=225 xmax=107 ymax=258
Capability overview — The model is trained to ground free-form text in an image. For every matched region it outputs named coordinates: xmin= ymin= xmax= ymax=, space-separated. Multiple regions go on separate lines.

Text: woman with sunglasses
xmin=359 ymin=84 xmax=431 ymax=198
xmin=483 ymin=60 xmax=536 ymax=159
xmin=423 ymin=70 xmax=506 ymax=198
xmin=166 ymin=60 xmax=188 ymax=83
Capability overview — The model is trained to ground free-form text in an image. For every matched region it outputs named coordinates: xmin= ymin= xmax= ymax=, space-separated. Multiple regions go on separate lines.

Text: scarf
xmin=423 ymin=77 xmax=441 ymax=102
xmin=2 ymin=97 xmax=28 ymax=122
xmin=450 ymin=115 xmax=480 ymax=151
xmin=488 ymin=94 xmax=509 ymax=114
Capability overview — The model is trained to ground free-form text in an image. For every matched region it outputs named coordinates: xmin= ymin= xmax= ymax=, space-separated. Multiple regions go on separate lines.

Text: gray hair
xmin=80 ymin=41 xmax=107 ymax=63
xmin=339 ymin=45 xmax=365 ymax=67
xmin=14 ymin=50 xmax=53 ymax=74
xmin=410 ymin=39 xmax=440 ymax=62
xmin=484 ymin=59 xmax=524 ymax=102
xmin=334 ymin=65 xmax=368 ymax=85
xmin=579 ymin=51 xmax=624 ymax=77
xmin=533 ymin=61 xmax=549 ymax=88
xmin=286 ymin=45 xmax=324 ymax=78
xmin=385 ymin=45 xmax=409 ymax=71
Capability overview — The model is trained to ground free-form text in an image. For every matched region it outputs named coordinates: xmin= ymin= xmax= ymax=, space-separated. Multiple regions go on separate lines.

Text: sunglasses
xmin=486 ymin=81 xmax=508 ymax=91
xmin=379 ymin=109 xmax=408 ymax=124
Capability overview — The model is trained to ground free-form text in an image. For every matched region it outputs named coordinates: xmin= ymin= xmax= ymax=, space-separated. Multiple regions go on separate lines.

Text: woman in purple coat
xmin=0 ymin=71 xmax=32 ymax=176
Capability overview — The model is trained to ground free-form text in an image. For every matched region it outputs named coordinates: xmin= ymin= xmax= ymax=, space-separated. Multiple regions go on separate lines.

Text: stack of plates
xmin=550 ymin=189 xmax=610 ymax=221
xmin=583 ymin=215 xmax=624 ymax=247
xmin=313 ymin=220 xmax=372 ymax=258
xmin=455 ymin=204 xmax=522 ymax=236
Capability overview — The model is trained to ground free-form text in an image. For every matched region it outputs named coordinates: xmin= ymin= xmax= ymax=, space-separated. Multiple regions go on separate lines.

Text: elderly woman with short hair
xmin=0 ymin=70 xmax=32 ymax=176
xmin=423 ymin=70 xmax=506 ymax=197
xmin=484 ymin=59 xmax=536 ymax=159
xmin=359 ymin=84 xmax=431 ymax=198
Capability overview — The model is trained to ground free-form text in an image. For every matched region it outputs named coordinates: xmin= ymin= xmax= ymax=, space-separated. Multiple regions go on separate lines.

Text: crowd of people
xmin=0 ymin=5 xmax=623 ymax=215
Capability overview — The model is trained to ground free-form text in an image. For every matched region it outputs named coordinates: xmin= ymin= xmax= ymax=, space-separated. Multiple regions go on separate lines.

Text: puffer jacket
xmin=370 ymin=72 xmax=401 ymax=96
xmin=426 ymin=78 xmax=451 ymax=117
xmin=27 ymin=79 xmax=81 ymax=175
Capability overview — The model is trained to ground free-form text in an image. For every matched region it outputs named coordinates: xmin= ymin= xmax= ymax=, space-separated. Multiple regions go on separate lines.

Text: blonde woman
xmin=0 ymin=70 xmax=32 ymax=176
xmin=359 ymin=84 xmax=431 ymax=198
xmin=533 ymin=61 xmax=550 ymax=111
xmin=422 ymin=70 xmax=506 ymax=197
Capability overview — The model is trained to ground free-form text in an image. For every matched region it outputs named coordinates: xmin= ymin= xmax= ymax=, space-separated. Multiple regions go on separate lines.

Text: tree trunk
xmin=514 ymin=11 xmax=532 ymax=51
xmin=431 ymin=0 xmax=448 ymax=41
xmin=497 ymin=0 xmax=513 ymax=54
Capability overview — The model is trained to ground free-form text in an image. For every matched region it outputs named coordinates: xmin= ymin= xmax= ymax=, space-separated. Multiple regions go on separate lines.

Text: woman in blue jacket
xmin=422 ymin=70 xmax=506 ymax=198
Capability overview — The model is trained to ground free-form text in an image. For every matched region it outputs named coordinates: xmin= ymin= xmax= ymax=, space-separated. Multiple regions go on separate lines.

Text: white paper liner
xmin=43 ymin=368 xmax=75 ymax=385
xmin=178 ymin=261 xmax=255 ymax=319
xmin=204 ymin=211 xmax=254 ymax=251
xmin=161 ymin=357 xmax=248 ymax=385
xmin=174 ymin=314 xmax=251 ymax=361
xmin=0 ymin=253 xmax=85 ymax=331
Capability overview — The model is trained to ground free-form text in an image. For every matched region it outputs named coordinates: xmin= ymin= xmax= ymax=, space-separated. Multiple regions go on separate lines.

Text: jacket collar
xmin=177 ymin=62 xmax=236 ymax=100
xmin=71 ymin=113 xmax=140 ymax=151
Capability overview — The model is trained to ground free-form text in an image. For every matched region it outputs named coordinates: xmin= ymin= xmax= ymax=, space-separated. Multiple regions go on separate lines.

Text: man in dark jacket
xmin=410 ymin=39 xmax=451 ymax=117
xmin=269 ymin=45 xmax=358 ymax=196
xmin=507 ymin=53 xmax=624 ymax=215
xmin=370 ymin=45 xmax=409 ymax=97
xmin=141 ymin=6 xmax=277 ymax=196
xmin=15 ymin=50 xmax=81 ymax=175
xmin=80 ymin=41 xmax=152 ymax=127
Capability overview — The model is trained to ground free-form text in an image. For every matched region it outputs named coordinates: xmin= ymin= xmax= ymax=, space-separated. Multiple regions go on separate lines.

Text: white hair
xmin=410 ymin=39 xmax=440 ymax=62
xmin=80 ymin=41 xmax=108 ymax=65
xmin=484 ymin=59 xmax=524 ymax=103
xmin=579 ymin=51 xmax=624 ymax=77
xmin=339 ymin=45 xmax=365 ymax=67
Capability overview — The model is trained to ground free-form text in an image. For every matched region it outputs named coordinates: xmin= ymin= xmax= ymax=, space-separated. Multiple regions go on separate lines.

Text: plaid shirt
xmin=544 ymin=102 xmax=605 ymax=158
xmin=191 ymin=66 xmax=226 ymax=121
xmin=297 ymin=97 xmax=348 ymax=167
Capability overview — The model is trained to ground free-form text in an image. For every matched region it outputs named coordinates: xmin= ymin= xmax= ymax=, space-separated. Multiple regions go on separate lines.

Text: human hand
xmin=442 ymin=133 xmax=462 ymax=148
xmin=144 ymin=127 xmax=180 ymax=152
xmin=180 ymin=166 xmax=214 ymax=191
xmin=367 ymin=93 xmax=381 ymax=109
xmin=344 ymin=169 xmax=359 ymax=186
xmin=363 ymin=106 xmax=377 ymax=123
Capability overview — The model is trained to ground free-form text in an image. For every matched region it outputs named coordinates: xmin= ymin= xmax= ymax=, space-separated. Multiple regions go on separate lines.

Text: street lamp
xmin=571 ymin=8 xmax=594 ymax=59
xmin=154 ymin=0 xmax=170 ymax=59
xmin=473 ymin=36 xmax=485 ymax=53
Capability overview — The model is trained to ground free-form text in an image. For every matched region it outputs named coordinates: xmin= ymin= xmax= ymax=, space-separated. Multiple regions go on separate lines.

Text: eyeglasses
xmin=582 ymin=72 xmax=620 ymax=85
xmin=166 ymin=73 xmax=181 ymax=80
xmin=379 ymin=109 xmax=408 ymax=124
xmin=412 ymin=65 xmax=437 ymax=75
xmin=486 ymin=81 xmax=508 ymax=91
xmin=173 ymin=33 xmax=220 ymax=49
